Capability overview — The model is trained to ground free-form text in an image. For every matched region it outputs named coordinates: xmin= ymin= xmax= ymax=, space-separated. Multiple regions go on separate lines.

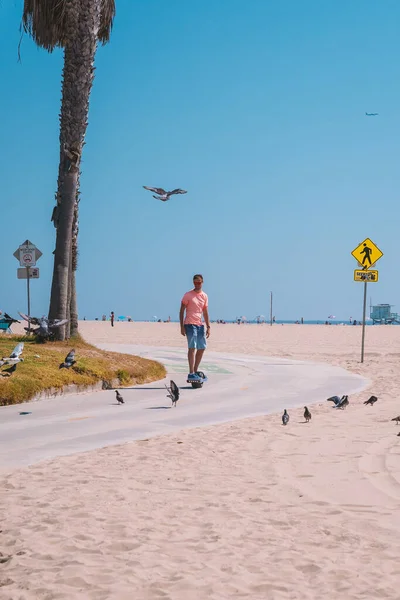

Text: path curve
xmin=0 ymin=344 xmax=368 ymax=470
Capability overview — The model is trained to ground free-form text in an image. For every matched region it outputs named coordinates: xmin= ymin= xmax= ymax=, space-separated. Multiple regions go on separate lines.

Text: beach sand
xmin=1 ymin=323 xmax=400 ymax=599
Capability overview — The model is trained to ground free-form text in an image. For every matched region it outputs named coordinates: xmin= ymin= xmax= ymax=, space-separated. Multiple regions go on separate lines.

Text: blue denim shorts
xmin=184 ymin=324 xmax=207 ymax=350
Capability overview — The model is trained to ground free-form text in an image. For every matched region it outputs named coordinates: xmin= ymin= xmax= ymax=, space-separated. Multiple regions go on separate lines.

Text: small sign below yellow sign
xmin=351 ymin=238 xmax=383 ymax=269
xmin=354 ymin=269 xmax=378 ymax=282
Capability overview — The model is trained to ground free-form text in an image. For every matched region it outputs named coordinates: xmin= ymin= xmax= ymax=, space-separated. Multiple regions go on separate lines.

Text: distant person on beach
xmin=110 ymin=311 xmax=115 ymax=327
xmin=179 ymin=274 xmax=210 ymax=383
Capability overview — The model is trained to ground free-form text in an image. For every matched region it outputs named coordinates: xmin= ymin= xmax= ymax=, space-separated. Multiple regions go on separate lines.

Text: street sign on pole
xmin=354 ymin=269 xmax=378 ymax=282
xmin=351 ymin=237 xmax=383 ymax=364
xmin=17 ymin=267 xmax=40 ymax=279
xmin=351 ymin=237 xmax=383 ymax=270
xmin=13 ymin=239 xmax=43 ymax=267
xmin=13 ymin=240 xmax=43 ymax=333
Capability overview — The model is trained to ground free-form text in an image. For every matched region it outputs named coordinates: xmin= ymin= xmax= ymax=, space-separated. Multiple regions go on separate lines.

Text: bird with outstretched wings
xmin=0 ymin=342 xmax=24 ymax=367
xmin=59 ymin=349 xmax=76 ymax=369
xmin=18 ymin=312 xmax=68 ymax=339
xmin=143 ymin=186 xmax=187 ymax=202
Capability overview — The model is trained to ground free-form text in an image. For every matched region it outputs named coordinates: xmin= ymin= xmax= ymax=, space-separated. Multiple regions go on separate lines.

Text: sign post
xmin=13 ymin=240 xmax=42 ymax=333
xmin=270 ymin=291 xmax=273 ymax=326
xmin=351 ymin=238 xmax=383 ymax=363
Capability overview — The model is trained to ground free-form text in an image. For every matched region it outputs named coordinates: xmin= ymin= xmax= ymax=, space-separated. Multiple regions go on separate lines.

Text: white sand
xmin=1 ymin=322 xmax=400 ymax=599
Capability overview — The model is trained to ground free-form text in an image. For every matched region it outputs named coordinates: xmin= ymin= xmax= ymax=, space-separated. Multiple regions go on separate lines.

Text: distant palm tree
xmin=22 ymin=0 xmax=115 ymax=339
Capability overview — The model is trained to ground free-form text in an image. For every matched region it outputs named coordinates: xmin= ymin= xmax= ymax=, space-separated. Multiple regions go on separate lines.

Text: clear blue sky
xmin=1 ymin=0 xmax=400 ymax=321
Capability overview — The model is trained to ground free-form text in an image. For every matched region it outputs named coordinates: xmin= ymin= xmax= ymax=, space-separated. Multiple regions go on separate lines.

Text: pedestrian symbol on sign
xmin=360 ymin=243 xmax=372 ymax=267
xmin=351 ymin=238 xmax=383 ymax=270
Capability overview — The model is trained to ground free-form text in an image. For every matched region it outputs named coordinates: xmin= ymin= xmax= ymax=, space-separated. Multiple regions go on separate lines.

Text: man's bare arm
xmin=203 ymin=307 xmax=211 ymax=337
xmin=179 ymin=303 xmax=186 ymax=336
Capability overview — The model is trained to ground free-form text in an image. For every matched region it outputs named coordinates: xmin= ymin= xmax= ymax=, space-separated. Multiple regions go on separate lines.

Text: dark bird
xmin=59 ymin=349 xmax=76 ymax=369
xmin=365 ymin=112 xmax=378 ymax=116
xmin=18 ymin=313 xmax=68 ymax=340
xmin=337 ymin=395 xmax=349 ymax=409
xmin=391 ymin=416 xmax=400 ymax=425
xmin=304 ymin=406 xmax=312 ymax=422
xmin=397 ymin=432 xmax=400 ymax=437
xmin=143 ymin=186 xmax=187 ymax=202
xmin=327 ymin=395 xmax=342 ymax=407
xmin=165 ymin=380 xmax=180 ymax=407
xmin=364 ymin=395 xmax=378 ymax=406
xmin=1 ymin=363 xmax=17 ymax=377
xmin=282 ymin=409 xmax=289 ymax=425
xmin=2 ymin=313 xmax=20 ymax=324
xmin=1 ymin=342 xmax=24 ymax=366
xmin=115 ymin=390 xmax=124 ymax=404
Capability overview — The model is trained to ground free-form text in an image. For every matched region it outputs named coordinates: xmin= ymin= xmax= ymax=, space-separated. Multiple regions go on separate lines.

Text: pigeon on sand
xmin=327 ymin=395 xmax=342 ymax=407
xmin=391 ymin=416 xmax=400 ymax=425
xmin=282 ymin=409 xmax=289 ymax=425
xmin=364 ymin=395 xmax=378 ymax=406
xmin=337 ymin=396 xmax=349 ymax=409
xmin=304 ymin=406 xmax=312 ymax=422
xmin=115 ymin=390 xmax=125 ymax=404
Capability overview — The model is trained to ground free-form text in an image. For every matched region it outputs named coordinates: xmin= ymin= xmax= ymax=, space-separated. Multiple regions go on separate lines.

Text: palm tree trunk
xmin=48 ymin=0 xmax=102 ymax=339
xmin=70 ymin=202 xmax=79 ymax=337
xmin=70 ymin=269 xmax=78 ymax=336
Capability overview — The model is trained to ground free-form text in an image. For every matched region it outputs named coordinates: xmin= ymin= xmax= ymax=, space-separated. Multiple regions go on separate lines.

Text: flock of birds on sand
xmin=280 ymin=394 xmax=400 ymax=434
xmin=2 ymin=345 xmax=400 ymax=435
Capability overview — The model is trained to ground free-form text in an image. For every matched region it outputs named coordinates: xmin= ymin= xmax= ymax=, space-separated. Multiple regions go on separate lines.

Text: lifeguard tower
xmin=370 ymin=304 xmax=400 ymax=325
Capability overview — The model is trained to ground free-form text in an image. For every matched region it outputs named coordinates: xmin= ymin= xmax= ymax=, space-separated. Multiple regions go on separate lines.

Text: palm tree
xmin=22 ymin=0 xmax=115 ymax=339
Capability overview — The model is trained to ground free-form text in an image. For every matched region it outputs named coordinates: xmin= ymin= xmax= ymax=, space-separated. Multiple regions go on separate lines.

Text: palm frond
xmin=98 ymin=0 xmax=116 ymax=44
xmin=22 ymin=0 xmax=68 ymax=51
xmin=22 ymin=0 xmax=116 ymax=50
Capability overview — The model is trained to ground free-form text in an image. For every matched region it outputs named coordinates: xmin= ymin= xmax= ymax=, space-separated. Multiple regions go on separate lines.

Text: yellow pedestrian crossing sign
xmin=351 ymin=238 xmax=383 ymax=269
xmin=354 ymin=269 xmax=378 ymax=282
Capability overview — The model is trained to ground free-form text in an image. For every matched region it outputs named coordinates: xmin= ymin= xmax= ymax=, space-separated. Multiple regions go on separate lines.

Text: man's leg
xmin=194 ymin=326 xmax=207 ymax=373
xmin=188 ymin=348 xmax=196 ymax=373
xmin=194 ymin=349 xmax=205 ymax=372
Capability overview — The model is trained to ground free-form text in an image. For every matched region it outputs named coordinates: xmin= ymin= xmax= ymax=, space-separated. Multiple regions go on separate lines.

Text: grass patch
xmin=0 ymin=334 xmax=166 ymax=406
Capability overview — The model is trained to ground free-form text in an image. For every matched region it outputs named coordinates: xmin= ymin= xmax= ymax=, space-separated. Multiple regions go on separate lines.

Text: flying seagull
xmin=115 ymin=390 xmax=125 ymax=404
xmin=282 ymin=409 xmax=289 ymax=425
xmin=143 ymin=186 xmax=187 ymax=202
xmin=364 ymin=395 xmax=378 ymax=406
xmin=0 ymin=342 xmax=24 ymax=366
xmin=18 ymin=313 xmax=68 ymax=340
xmin=365 ymin=112 xmax=378 ymax=116
xmin=59 ymin=349 xmax=76 ymax=369
xmin=165 ymin=380 xmax=180 ymax=407
xmin=304 ymin=406 xmax=312 ymax=423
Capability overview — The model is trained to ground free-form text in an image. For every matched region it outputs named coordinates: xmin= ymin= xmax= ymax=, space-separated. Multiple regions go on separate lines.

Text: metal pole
xmin=270 ymin=291 xmax=273 ymax=326
xmin=26 ymin=266 xmax=31 ymax=334
xmin=361 ymin=279 xmax=368 ymax=363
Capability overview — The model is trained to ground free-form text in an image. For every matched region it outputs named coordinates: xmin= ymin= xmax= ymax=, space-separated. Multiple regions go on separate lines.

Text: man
xmin=180 ymin=274 xmax=210 ymax=382
xmin=110 ymin=311 xmax=115 ymax=327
